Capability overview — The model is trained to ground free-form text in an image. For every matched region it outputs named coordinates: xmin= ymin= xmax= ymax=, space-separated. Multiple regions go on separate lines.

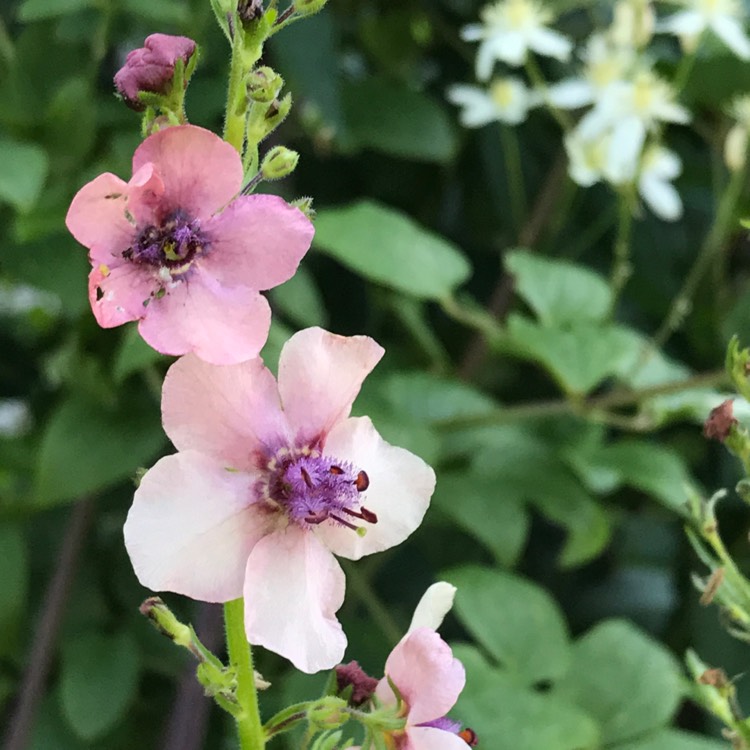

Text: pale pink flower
xmin=65 ymin=124 xmax=313 ymax=364
xmin=123 ymin=327 xmax=435 ymax=673
xmin=352 ymin=628 xmax=469 ymax=749
xmin=114 ymin=33 xmax=197 ymax=110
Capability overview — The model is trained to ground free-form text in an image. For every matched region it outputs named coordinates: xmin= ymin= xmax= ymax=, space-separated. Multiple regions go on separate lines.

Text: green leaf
xmin=507 ymin=315 xmax=641 ymax=395
xmin=0 ymin=139 xmax=49 ymax=212
xmin=60 ymin=631 xmax=140 ymax=741
xmin=433 ymin=473 xmax=529 ymax=567
xmin=555 ymin=619 xmax=683 ymax=745
xmin=343 ymin=77 xmax=457 ymax=163
xmin=270 ymin=266 xmax=328 ymax=328
xmin=453 ymin=644 xmax=600 ymax=750
xmin=113 ymin=325 xmax=167 ymax=384
xmin=616 ymin=729 xmax=729 ymax=750
xmin=314 ymin=200 xmax=471 ymax=299
xmin=504 ymin=249 xmax=612 ymax=326
xmin=0 ymin=524 xmax=28 ymax=658
xmin=35 ymin=394 xmax=165 ymax=507
xmin=121 ymin=0 xmax=188 ymax=22
xmin=445 ymin=565 xmax=571 ymax=685
xmin=17 ymin=0 xmax=90 ymax=21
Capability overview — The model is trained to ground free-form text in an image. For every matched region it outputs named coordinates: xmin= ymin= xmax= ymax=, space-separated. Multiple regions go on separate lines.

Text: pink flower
xmin=65 ymin=124 xmax=313 ymax=364
xmin=354 ymin=628 xmax=469 ymax=750
xmin=114 ymin=33 xmax=196 ymax=110
xmin=123 ymin=327 xmax=435 ymax=672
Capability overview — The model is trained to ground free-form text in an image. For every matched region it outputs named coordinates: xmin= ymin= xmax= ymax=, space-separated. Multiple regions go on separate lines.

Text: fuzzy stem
xmin=223 ymin=35 xmax=249 ymax=153
xmin=224 ymin=599 xmax=264 ymax=750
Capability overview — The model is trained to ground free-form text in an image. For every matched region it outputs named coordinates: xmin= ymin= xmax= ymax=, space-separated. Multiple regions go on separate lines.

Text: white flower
xmin=724 ymin=95 xmax=750 ymax=170
xmin=657 ymin=0 xmax=750 ymax=60
xmin=611 ymin=0 xmax=656 ymax=48
xmin=447 ymin=77 xmax=540 ymax=126
xmin=461 ymin=0 xmax=573 ymax=79
xmin=638 ymin=145 xmax=683 ymax=220
xmin=564 ymin=128 xmax=610 ymax=186
xmin=407 ymin=582 xmax=457 ymax=634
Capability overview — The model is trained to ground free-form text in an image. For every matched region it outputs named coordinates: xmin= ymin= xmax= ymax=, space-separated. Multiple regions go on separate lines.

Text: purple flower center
xmin=261 ymin=449 xmax=377 ymax=531
xmin=125 ymin=211 xmax=206 ymax=276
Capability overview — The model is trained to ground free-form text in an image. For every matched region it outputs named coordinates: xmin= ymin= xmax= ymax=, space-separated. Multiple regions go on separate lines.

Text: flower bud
xmin=291 ymin=196 xmax=315 ymax=220
xmin=703 ymin=399 xmax=737 ymax=443
xmin=261 ymin=146 xmax=299 ymax=180
xmin=725 ymin=124 xmax=748 ymax=172
xmin=247 ymin=66 xmax=284 ymax=103
xmin=139 ymin=596 xmax=192 ymax=648
xmin=307 ymin=696 xmax=348 ymax=731
xmin=264 ymin=92 xmax=292 ymax=130
xmin=335 ymin=661 xmax=378 ymax=706
xmin=114 ymin=34 xmax=197 ymax=111
xmin=293 ymin=0 xmax=329 ymax=15
xmin=238 ymin=0 xmax=264 ymax=23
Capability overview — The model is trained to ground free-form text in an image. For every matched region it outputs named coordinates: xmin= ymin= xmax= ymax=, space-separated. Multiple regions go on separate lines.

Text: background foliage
xmin=2 ymin=0 xmax=750 ymax=748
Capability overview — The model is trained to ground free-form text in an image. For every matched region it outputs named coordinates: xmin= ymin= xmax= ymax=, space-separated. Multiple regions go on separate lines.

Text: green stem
xmin=224 ymin=599 xmax=264 ymax=750
xmin=673 ymin=34 xmax=702 ymax=95
xmin=525 ymin=53 xmax=571 ymax=131
xmin=608 ymin=189 xmax=635 ymax=316
xmin=224 ymin=36 xmax=250 ymax=153
xmin=499 ymin=125 xmax=526 ymax=237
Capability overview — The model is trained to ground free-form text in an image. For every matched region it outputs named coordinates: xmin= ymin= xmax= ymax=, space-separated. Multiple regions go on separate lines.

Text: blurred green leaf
xmin=0 ymin=139 xmax=49 ymax=212
xmin=60 ymin=630 xmax=140 ymax=741
xmin=113 ymin=325 xmax=167 ymax=384
xmin=616 ymin=729 xmax=729 ymax=750
xmin=0 ymin=524 xmax=28 ymax=657
xmin=555 ymin=619 xmax=683 ymax=744
xmin=121 ymin=0 xmax=188 ymax=23
xmin=35 ymin=394 xmax=165 ymax=507
xmin=505 ymin=249 xmax=612 ymax=326
xmin=446 ymin=565 xmax=571 ymax=684
xmin=17 ymin=0 xmax=91 ymax=21
xmin=433 ymin=472 xmax=529 ymax=567
xmin=314 ymin=201 xmax=471 ymax=299
xmin=343 ymin=77 xmax=457 ymax=163
xmin=453 ymin=644 xmax=600 ymax=750
xmin=270 ymin=266 xmax=328 ymax=328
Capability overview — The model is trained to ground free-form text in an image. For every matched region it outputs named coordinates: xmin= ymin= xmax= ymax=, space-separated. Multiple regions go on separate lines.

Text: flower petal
xmin=406 ymin=727 xmax=472 ymax=750
xmin=88 ymin=262 xmax=154 ymax=328
xmin=132 ymin=125 xmax=244 ymax=220
xmin=66 ymin=173 xmax=135 ymax=262
xmin=124 ymin=450 xmax=269 ymax=602
xmin=529 ymin=27 xmax=573 ymax=61
xmin=547 ymin=78 xmax=594 ymax=109
xmin=712 ymin=16 xmax=750 ymax=60
xmin=243 ymin=527 xmax=346 ymax=673
xmin=161 ymin=354 xmax=289 ymax=466
xmin=407 ymin=582 xmax=457 ymax=634
xmin=376 ymin=628 xmax=465 ymax=725
xmin=656 ymin=10 xmax=705 ymax=37
xmin=136 ymin=267 xmax=272 ymax=364
xmin=201 ymin=194 xmax=314 ymax=291
xmin=278 ymin=328 xmax=384 ymax=444
xmin=314 ymin=416 xmax=434 ymax=560
xmin=639 ymin=174 xmax=683 ymax=221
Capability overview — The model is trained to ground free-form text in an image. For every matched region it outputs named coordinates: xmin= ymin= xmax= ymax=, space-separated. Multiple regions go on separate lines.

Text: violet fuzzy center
xmin=125 ymin=210 xmax=206 ymax=275
xmin=262 ymin=449 xmax=376 ymax=531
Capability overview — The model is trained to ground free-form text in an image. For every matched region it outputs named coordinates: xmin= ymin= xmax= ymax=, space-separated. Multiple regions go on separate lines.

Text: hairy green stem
xmin=224 ymin=599 xmax=264 ymax=750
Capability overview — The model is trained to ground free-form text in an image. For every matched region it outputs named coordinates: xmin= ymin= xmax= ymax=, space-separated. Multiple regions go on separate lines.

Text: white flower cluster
xmin=448 ymin=0 xmax=750 ymax=222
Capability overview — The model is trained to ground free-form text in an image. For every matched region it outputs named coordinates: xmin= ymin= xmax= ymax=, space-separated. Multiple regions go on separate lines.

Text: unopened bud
xmin=335 ymin=662 xmax=378 ymax=706
xmin=703 ymin=399 xmax=737 ymax=443
xmin=293 ymin=0 xmax=329 ymax=15
xmin=261 ymin=146 xmax=299 ymax=180
xmin=307 ymin=696 xmax=348 ymax=730
xmin=291 ymin=196 xmax=315 ymax=220
xmin=725 ymin=124 xmax=748 ymax=172
xmin=139 ymin=597 xmax=192 ymax=648
xmin=238 ymin=0 xmax=264 ymax=23
xmin=265 ymin=92 xmax=292 ymax=128
xmin=247 ymin=66 xmax=284 ymax=103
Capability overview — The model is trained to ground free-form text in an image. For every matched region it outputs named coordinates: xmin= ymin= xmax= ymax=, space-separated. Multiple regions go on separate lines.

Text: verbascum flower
xmin=461 ymin=0 xmax=573 ymax=79
xmin=447 ymin=77 xmax=539 ymax=126
xmin=65 ymin=125 xmax=314 ymax=364
xmin=657 ymin=0 xmax=750 ymax=60
xmin=114 ymin=33 xmax=197 ymax=110
xmin=123 ymin=327 xmax=435 ymax=673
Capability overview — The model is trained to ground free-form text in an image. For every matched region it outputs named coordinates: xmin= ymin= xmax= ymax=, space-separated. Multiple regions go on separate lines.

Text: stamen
xmin=328 ymin=514 xmax=359 ymax=531
xmin=342 ymin=507 xmax=378 ymax=524
xmin=355 ymin=470 xmax=369 ymax=492
xmin=300 ymin=467 xmax=314 ymax=489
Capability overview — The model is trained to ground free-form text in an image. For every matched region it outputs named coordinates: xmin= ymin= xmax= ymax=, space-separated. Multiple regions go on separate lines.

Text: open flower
xmin=123 ymin=327 xmax=435 ymax=673
xmin=65 ymin=124 xmax=313 ymax=364
xmin=657 ymin=0 xmax=750 ymax=60
xmin=638 ymin=144 xmax=683 ymax=220
xmin=114 ymin=33 xmax=197 ymax=110
xmin=447 ymin=77 xmax=539 ymax=126
xmin=461 ymin=0 xmax=572 ymax=79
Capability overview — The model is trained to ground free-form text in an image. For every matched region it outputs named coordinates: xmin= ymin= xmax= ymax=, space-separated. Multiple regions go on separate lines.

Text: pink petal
xmin=314 ymin=416 xmax=434 ymax=560
xmin=66 ymin=173 xmax=135 ymax=263
xmin=124 ymin=450 xmax=270 ymax=602
xmin=406 ymin=727 xmax=471 ymax=750
xmin=201 ymin=194 xmax=314 ymax=291
xmin=132 ymin=125 xmax=244 ymax=220
xmin=136 ymin=267 xmax=272 ymax=363
xmin=88 ymin=262 xmax=154 ymax=328
xmin=161 ymin=354 xmax=290 ymax=468
xmin=243 ymin=526 xmax=346 ymax=673
xmin=376 ymin=628 xmax=465 ymax=725
xmin=278 ymin=328 xmax=384 ymax=444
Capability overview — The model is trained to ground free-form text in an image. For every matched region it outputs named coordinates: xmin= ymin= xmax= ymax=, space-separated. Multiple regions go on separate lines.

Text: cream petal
xmin=407 ymin=582 xmax=457 ymax=634
xmin=639 ymin=174 xmax=683 ymax=221
xmin=529 ymin=27 xmax=573 ymax=62
xmin=712 ymin=15 xmax=750 ymax=60
xmin=243 ymin=527 xmax=346 ymax=673
xmin=314 ymin=417 xmax=435 ymax=560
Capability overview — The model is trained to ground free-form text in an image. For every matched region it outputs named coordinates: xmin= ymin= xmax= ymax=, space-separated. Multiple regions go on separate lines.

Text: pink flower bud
xmin=114 ymin=33 xmax=196 ymax=110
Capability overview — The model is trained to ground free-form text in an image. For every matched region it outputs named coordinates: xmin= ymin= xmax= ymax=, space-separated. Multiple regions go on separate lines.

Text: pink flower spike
xmin=114 ymin=33 xmax=197 ymax=110
xmin=124 ymin=327 xmax=436 ymax=672
xmin=65 ymin=124 xmax=314 ymax=364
